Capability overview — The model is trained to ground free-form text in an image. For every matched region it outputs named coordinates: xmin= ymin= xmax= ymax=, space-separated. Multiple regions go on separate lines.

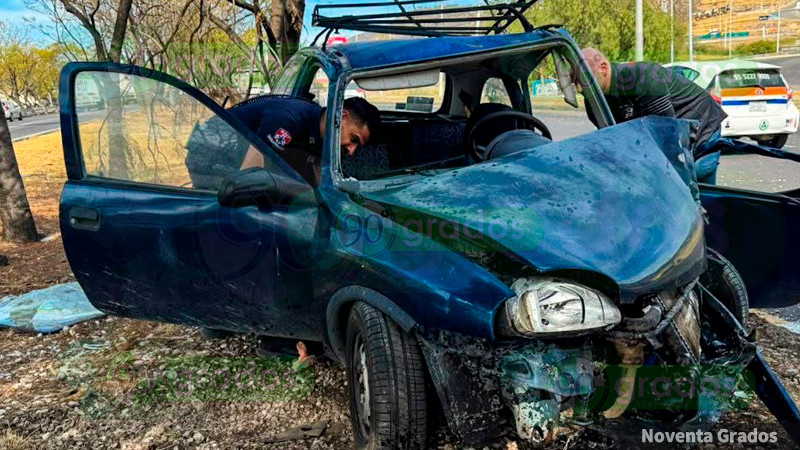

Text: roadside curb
xmin=12 ymin=127 xmax=61 ymax=143
xmin=753 ymin=53 xmax=800 ymax=61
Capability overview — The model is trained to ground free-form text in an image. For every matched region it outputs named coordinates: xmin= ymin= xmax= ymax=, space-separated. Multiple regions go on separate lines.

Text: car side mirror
xmin=217 ymin=168 xmax=278 ymax=208
xmin=553 ymin=52 xmax=579 ymax=109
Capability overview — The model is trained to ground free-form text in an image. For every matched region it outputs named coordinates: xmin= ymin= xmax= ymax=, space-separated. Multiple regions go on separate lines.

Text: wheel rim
xmin=352 ymin=335 xmax=371 ymax=438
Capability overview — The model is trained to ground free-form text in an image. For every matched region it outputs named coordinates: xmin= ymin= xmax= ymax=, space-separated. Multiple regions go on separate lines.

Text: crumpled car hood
xmin=363 ymin=117 xmax=706 ymax=302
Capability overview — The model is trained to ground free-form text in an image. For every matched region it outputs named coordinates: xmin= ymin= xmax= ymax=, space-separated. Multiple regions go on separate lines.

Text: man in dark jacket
xmin=237 ymin=96 xmax=380 ymax=183
xmin=581 ymin=47 xmax=727 ymax=184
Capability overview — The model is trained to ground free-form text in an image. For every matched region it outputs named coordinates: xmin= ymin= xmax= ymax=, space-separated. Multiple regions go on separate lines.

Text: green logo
xmin=759 ymin=120 xmax=770 ymax=131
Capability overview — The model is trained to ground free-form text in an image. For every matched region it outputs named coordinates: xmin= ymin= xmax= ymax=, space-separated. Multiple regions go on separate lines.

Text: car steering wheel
xmin=465 ymin=110 xmax=552 ymax=162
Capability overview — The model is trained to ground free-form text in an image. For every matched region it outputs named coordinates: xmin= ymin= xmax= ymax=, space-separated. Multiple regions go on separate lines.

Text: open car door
xmin=701 ymin=141 xmax=800 ymax=308
xmin=58 ymin=63 xmax=321 ymax=339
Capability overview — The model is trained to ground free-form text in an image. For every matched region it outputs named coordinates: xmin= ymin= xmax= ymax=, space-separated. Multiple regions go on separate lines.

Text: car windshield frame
xmin=328 ymin=35 xmax=612 ymax=194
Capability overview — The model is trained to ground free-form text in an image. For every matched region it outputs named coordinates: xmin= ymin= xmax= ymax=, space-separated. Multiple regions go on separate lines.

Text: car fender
xmin=326 ymin=285 xmax=418 ymax=361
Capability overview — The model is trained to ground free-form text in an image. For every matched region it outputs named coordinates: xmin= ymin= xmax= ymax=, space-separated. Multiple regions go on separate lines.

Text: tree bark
xmin=269 ymin=0 xmax=304 ymax=64
xmin=109 ymin=0 xmax=134 ymax=63
xmin=0 ymin=111 xmax=38 ymax=243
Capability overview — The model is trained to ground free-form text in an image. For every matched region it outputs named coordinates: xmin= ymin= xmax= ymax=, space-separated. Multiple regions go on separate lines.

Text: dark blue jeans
xmin=695 ymin=130 xmax=722 ymax=185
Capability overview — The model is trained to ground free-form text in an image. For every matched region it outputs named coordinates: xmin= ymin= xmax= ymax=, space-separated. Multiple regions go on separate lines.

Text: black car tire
xmin=756 ymin=134 xmax=788 ymax=149
xmin=701 ymin=248 xmax=749 ymax=330
xmin=345 ymin=302 xmax=428 ymax=450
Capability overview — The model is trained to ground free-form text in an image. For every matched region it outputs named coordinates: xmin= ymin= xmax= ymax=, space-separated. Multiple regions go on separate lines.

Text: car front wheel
xmin=700 ymin=248 xmax=749 ymax=330
xmin=756 ymin=134 xmax=788 ymax=149
xmin=345 ymin=302 xmax=428 ymax=450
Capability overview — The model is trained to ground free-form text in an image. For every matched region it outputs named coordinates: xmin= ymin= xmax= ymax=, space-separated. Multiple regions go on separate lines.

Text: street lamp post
xmin=689 ymin=0 xmax=694 ymax=62
xmin=777 ymin=1 xmax=782 ymax=53
xmin=635 ymin=0 xmax=644 ymax=61
xmin=670 ymin=0 xmax=675 ymax=63
xmin=729 ymin=0 xmax=734 ymax=59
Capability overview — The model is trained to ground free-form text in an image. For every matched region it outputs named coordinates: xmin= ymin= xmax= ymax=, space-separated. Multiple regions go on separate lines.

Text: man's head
xmin=339 ymin=97 xmax=380 ymax=157
xmin=581 ymin=47 xmax=612 ymax=93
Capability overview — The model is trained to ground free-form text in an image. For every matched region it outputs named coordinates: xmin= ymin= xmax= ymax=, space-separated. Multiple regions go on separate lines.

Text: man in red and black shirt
xmin=236 ymin=96 xmax=380 ymax=183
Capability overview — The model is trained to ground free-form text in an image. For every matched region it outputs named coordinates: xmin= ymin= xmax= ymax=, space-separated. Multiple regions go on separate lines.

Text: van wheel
xmin=345 ymin=302 xmax=428 ymax=450
xmin=700 ymin=248 xmax=749 ymax=330
xmin=756 ymin=134 xmax=788 ymax=149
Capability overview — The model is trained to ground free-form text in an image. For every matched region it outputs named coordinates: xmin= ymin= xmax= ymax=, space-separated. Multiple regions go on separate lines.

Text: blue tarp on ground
xmin=0 ymin=282 xmax=104 ymax=333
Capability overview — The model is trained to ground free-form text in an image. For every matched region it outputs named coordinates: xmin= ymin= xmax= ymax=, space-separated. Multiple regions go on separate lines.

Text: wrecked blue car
xmin=58 ymin=1 xmax=800 ymax=448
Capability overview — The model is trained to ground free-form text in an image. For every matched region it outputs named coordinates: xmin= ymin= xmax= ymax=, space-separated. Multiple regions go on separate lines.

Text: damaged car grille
xmin=611 ymin=280 xmax=702 ymax=366
xmin=417 ymin=278 xmax=756 ymax=446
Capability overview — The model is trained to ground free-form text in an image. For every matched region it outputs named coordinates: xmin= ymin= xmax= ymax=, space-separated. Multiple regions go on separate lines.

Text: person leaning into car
xmin=580 ymin=47 xmax=727 ymax=184
xmin=237 ymin=96 xmax=381 ymax=184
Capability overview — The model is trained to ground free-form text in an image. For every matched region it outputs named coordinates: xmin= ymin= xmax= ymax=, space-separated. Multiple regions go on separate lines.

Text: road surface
xmin=7 ymin=112 xmax=62 ymax=142
xmin=757 ymin=54 xmax=800 ymax=88
xmin=7 ymin=108 xmax=137 ymax=142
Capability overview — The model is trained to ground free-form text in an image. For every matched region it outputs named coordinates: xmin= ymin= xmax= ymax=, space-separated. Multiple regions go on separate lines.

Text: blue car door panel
xmin=702 ymin=185 xmax=800 ymax=308
xmin=59 ymin=63 xmax=320 ymax=338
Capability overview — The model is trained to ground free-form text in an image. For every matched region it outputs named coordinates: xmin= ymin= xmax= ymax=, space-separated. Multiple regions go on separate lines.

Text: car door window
xmin=716 ymin=146 xmax=800 ymax=193
xmin=308 ymin=67 xmax=330 ymax=107
xmin=73 ymin=71 xmax=251 ymax=190
xmin=526 ymin=53 xmax=598 ymax=141
xmin=673 ymin=66 xmax=700 ymax=82
xmin=271 ymin=55 xmax=306 ymax=96
xmin=481 ymin=77 xmax=512 ymax=106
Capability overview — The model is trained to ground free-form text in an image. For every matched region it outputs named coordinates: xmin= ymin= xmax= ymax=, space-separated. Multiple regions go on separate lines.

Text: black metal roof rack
xmin=312 ymin=0 xmax=539 ymax=44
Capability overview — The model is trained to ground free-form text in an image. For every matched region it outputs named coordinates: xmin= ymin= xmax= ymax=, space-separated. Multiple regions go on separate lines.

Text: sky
xmin=0 ymin=0 xmax=477 ymax=46
xmin=0 ymin=0 xmax=52 ymax=43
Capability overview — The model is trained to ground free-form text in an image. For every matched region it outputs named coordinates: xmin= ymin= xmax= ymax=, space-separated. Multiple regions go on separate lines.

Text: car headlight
xmin=497 ymin=278 xmax=621 ymax=337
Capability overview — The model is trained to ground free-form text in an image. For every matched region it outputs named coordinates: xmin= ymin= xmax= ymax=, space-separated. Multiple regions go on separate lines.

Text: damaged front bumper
xmin=417 ymin=289 xmax=799 ymax=446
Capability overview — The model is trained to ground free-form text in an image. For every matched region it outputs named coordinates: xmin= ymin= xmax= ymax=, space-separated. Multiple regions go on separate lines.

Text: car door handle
xmin=69 ymin=207 xmax=101 ymax=231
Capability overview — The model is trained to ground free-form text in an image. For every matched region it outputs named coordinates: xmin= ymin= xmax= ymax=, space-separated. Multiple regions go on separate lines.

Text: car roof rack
xmin=311 ymin=0 xmax=539 ymax=45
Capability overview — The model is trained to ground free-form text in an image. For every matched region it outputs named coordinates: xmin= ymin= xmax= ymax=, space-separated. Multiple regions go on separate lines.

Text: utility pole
xmin=729 ymin=0 xmax=734 ymax=59
xmin=635 ymin=0 xmax=644 ymax=61
xmin=777 ymin=1 xmax=782 ymax=53
xmin=689 ymin=0 xmax=694 ymax=62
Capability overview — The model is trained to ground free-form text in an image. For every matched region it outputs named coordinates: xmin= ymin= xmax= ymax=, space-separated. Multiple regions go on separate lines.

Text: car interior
xmin=183 ymin=44 xmax=602 ymax=189
xmin=295 ymin=44 xmax=604 ymax=182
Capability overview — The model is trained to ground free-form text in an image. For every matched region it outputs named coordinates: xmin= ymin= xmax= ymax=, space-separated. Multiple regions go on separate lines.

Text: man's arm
xmin=240 ymin=146 xmax=265 ymax=169
xmin=635 ymin=94 xmax=676 ymax=118
xmin=239 ymin=110 xmax=300 ymax=170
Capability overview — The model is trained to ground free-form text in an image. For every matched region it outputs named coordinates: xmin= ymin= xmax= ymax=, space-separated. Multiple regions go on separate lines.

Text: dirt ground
xmin=2 ymin=131 xmax=800 ymax=449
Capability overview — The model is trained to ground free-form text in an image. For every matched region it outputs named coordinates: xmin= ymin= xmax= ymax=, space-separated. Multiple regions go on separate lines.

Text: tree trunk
xmin=105 ymin=0 xmax=133 ymax=179
xmin=0 ymin=112 xmax=38 ymax=243
xmin=270 ymin=0 xmax=305 ymax=64
xmin=109 ymin=0 xmax=134 ymax=63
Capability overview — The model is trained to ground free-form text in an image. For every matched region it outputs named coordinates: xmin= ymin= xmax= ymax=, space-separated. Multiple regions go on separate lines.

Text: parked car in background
xmin=666 ymin=60 xmax=798 ymax=148
xmin=2 ymin=100 xmax=23 ymax=122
